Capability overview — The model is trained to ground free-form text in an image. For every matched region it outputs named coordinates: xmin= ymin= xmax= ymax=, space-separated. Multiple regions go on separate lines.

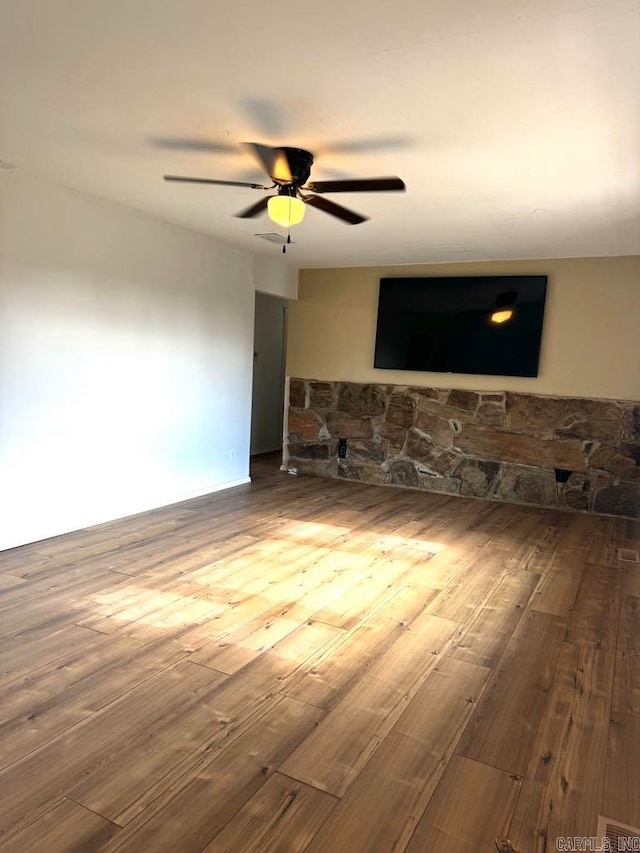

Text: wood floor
xmin=0 ymin=454 xmax=638 ymax=852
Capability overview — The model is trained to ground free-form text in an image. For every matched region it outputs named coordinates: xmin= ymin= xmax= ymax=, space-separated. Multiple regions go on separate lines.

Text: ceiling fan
xmin=163 ymin=143 xmax=406 ymax=231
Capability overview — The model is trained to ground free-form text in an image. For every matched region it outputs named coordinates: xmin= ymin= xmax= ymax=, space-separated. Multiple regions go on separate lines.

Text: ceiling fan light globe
xmin=267 ymin=195 xmax=305 ymax=228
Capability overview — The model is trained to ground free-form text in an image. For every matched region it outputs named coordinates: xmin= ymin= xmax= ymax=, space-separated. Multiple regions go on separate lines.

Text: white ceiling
xmin=1 ymin=0 xmax=639 ymax=268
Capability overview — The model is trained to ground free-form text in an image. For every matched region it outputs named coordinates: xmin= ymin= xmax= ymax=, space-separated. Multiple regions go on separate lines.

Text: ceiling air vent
xmin=618 ymin=548 xmax=640 ymax=563
xmin=254 ymin=232 xmax=296 ymax=245
xmin=597 ymin=815 xmax=640 ymax=850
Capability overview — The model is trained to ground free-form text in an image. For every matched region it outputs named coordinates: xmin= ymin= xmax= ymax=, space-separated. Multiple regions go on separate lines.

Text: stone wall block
xmin=593 ymin=483 xmax=640 ymax=518
xmin=288 ymin=409 xmax=322 ymax=441
xmin=416 ymin=398 xmax=477 ymax=423
xmin=337 ymin=462 xmax=388 ymax=485
xmin=506 ymin=393 xmax=622 ymax=435
xmin=308 ymin=381 xmax=337 ymax=410
xmin=455 ymin=423 xmax=586 ymax=471
xmin=561 ymin=472 xmax=590 ymax=512
xmin=448 ymin=389 xmax=480 ymax=412
xmin=454 ymin=459 xmax=500 ymax=498
xmin=386 ymin=394 xmax=416 ymax=428
xmin=588 ymin=445 xmax=640 ymax=480
xmin=405 ymin=429 xmax=460 ymax=476
xmin=346 ymin=440 xmax=387 ymax=464
xmin=388 ymin=460 xmax=420 ymax=488
xmin=417 ymin=473 xmax=461 ymax=495
xmin=337 ymin=383 xmax=386 ymax=416
xmin=476 ymin=403 xmax=506 ymax=428
xmin=325 ymin=412 xmax=374 ymax=439
xmin=289 ymin=378 xmax=306 ymax=409
xmin=561 ymin=419 xmax=622 ymax=443
xmin=289 ymin=458 xmax=337 ymax=478
xmin=495 ymin=464 xmax=559 ymax=506
xmin=408 ymin=387 xmax=450 ymax=403
xmin=288 ymin=442 xmax=332 ymax=460
xmin=415 ymin=408 xmax=454 ymax=448
xmin=379 ymin=422 xmax=408 ymax=456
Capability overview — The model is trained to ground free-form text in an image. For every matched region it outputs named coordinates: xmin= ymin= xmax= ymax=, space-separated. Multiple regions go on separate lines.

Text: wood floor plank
xmin=65 ymin=624 xmax=340 ymax=827
xmin=0 ymin=633 xmax=191 ymax=768
xmin=449 ymin=569 xmax=541 ymax=669
xmin=0 ymin=798 xmax=118 ymax=852
xmin=508 ymin=643 xmax=614 ymax=851
xmin=66 ymin=685 xmax=247 ymax=827
xmin=626 ymin=565 xmax=640 ymax=597
xmin=0 ymin=575 xmax=27 ymax=592
xmin=404 ymin=754 xmax=521 ymax=853
xmin=192 ymin=621 xmax=343 ymax=720
xmin=0 ymin=624 xmax=118 ymax=688
xmin=427 ymin=548 xmax=509 ymax=623
xmin=614 ymin=591 xmax=640 ymax=719
xmin=505 ymin=521 xmax=563 ymax=574
xmin=303 ymin=656 xmax=491 ymax=853
xmin=565 ymin=562 xmax=621 ymax=651
xmin=617 ymin=593 xmax=640 ymax=656
xmin=310 ymin=547 xmax=433 ymax=630
xmin=406 ymin=527 xmax=493 ymax=591
xmin=590 ymin=517 xmax=625 ymax=567
xmin=283 ymin=584 xmax=438 ymax=710
xmin=190 ymin=602 xmax=314 ymax=675
xmin=0 ymin=571 xmax=132 ymax=639
xmin=0 ymin=661 xmax=224 ymax=840
xmin=613 ymin=651 xmax=640 ymax=717
xmin=202 ymin=772 xmax=338 ymax=853
xmin=100 ymin=696 xmax=324 ymax=853
xmin=456 ymin=609 xmax=566 ymax=775
xmin=280 ymin=611 xmax=459 ymax=796
xmin=186 ymin=548 xmax=380 ymax=672
xmin=530 ymin=549 xmax=586 ymax=617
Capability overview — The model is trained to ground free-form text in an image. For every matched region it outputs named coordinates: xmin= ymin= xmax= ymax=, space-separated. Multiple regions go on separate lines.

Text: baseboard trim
xmin=174 ymin=477 xmax=252 ymax=501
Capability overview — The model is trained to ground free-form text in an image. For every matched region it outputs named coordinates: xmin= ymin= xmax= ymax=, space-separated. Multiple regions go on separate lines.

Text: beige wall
xmin=288 ymin=256 xmax=640 ymax=401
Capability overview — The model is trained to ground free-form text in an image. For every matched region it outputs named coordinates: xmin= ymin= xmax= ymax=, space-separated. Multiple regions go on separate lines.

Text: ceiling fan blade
xmin=235 ymin=196 xmax=272 ymax=219
xmin=321 ymin=136 xmax=412 ymax=154
xmin=306 ymin=177 xmax=405 ymax=193
xmin=239 ymin=98 xmax=287 ymax=136
xmin=151 ymin=136 xmax=236 ymax=154
xmin=304 ymin=194 xmax=368 ymax=225
xmin=244 ymin=143 xmax=292 ymax=183
xmin=164 ymin=175 xmax=267 ymax=189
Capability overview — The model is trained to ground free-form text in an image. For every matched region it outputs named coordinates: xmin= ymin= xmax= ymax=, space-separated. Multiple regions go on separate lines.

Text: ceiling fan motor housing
xmin=278 ymin=148 xmax=314 ymax=186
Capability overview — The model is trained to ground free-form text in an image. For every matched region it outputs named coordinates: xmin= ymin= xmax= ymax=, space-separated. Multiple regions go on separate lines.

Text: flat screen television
xmin=374 ymin=275 xmax=547 ymax=378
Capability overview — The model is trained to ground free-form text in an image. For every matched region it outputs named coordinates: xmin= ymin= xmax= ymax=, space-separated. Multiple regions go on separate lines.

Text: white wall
xmin=0 ymin=171 xmax=295 ymax=551
xmin=250 ymin=293 xmax=287 ymax=455
xmin=251 ymin=256 xmax=298 ymax=301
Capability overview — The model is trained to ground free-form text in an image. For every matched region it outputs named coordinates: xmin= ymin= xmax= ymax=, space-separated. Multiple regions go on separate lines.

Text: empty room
xmin=0 ymin=1 xmax=639 ymax=852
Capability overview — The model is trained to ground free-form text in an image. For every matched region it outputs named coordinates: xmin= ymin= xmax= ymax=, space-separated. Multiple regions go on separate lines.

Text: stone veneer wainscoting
xmin=286 ymin=378 xmax=640 ymax=519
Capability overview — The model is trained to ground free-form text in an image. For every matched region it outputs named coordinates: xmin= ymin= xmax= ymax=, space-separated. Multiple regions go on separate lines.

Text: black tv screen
xmin=374 ymin=275 xmax=547 ymax=378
